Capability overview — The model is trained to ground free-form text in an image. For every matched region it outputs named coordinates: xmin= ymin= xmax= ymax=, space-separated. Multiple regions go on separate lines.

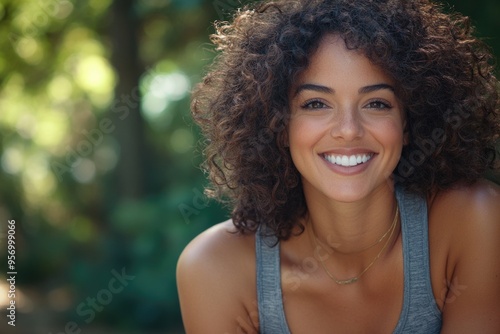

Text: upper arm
xmin=176 ymin=221 xmax=259 ymax=334
xmin=434 ymin=180 xmax=500 ymax=333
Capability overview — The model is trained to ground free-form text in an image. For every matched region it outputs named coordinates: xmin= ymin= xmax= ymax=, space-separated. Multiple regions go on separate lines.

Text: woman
xmin=177 ymin=0 xmax=500 ymax=332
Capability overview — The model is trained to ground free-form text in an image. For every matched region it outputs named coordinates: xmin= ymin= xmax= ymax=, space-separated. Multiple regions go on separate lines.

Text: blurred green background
xmin=0 ymin=0 xmax=497 ymax=333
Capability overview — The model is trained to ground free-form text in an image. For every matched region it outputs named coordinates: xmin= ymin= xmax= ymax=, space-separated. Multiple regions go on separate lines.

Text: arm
xmin=176 ymin=221 xmax=259 ymax=333
xmin=433 ymin=180 xmax=500 ymax=333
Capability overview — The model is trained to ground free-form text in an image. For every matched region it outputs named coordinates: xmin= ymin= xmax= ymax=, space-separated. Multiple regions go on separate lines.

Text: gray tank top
xmin=256 ymin=186 xmax=442 ymax=333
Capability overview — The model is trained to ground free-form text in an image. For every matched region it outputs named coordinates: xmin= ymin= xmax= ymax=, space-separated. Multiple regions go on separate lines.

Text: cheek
xmin=287 ymin=118 xmax=320 ymax=169
xmin=372 ymin=118 xmax=405 ymax=155
xmin=288 ymin=117 xmax=325 ymax=149
xmin=391 ymin=118 xmax=406 ymax=143
xmin=367 ymin=111 xmax=405 ymax=139
xmin=384 ymin=121 xmax=404 ymax=142
xmin=362 ymin=116 xmax=405 ymax=168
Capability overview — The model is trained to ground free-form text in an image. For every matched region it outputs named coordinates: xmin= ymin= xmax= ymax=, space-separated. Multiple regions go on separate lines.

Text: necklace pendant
xmin=336 ymin=277 xmax=358 ymax=285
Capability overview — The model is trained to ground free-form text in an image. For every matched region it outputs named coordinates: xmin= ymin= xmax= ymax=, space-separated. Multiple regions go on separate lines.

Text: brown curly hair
xmin=191 ymin=0 xmax=500 ymax=240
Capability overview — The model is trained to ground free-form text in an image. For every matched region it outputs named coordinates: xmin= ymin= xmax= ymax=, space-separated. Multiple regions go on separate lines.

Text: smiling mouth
xmin=322 ymin=153 xmax=374 ymax=167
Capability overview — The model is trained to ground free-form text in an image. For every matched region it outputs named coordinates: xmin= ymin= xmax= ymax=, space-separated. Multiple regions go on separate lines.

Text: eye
xmin=301 ymin=99 xmax=328 ymax=109
xmin=365 ymin=100 xmax=392 ymax=109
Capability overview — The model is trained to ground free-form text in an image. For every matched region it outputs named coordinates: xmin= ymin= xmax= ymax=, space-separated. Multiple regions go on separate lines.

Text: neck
xmin=304 ymin=185 xmax=398 ymax=255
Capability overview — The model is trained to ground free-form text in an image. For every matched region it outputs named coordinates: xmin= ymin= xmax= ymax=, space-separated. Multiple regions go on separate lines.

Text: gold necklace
xmin=349 ymin=207 xmax=399 ymax=253
xmin=311 ymin=205 xmax=399 ymax=285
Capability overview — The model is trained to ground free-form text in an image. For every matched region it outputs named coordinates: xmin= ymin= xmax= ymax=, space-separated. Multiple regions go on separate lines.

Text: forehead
xmin=294 ymin=34 xmax=395 ymax=88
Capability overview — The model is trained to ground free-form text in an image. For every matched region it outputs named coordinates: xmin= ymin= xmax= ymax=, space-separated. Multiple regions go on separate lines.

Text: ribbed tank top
xmin=255 ymin=186 xmax=442 ymax=333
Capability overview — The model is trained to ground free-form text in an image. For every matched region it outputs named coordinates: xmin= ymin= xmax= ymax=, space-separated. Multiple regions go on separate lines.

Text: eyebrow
xmin=293 ymin=83 xmax=395 ymax=96
xmin=293 ymin=84 xmax=333 ymax=96
xmin=358 ymin=83 xmax=395 ymax=94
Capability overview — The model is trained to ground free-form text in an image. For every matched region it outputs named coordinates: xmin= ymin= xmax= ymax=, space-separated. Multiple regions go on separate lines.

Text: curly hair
xmin=191 ymin=0 xmax=500 ymax=240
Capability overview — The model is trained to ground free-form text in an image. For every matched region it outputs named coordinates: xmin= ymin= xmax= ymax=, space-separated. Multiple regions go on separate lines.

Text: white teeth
xmin=349 ymin=156 xmax=357 ymax=165
xmin=324 ymin=153 xmax=373 ymax=167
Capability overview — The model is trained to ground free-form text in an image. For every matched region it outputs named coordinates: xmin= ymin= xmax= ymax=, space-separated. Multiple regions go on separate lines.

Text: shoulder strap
xmin=255 ymin=228 xmax=291 ymax=333
xmin=393 ymin=185 xmax=442 ymax=333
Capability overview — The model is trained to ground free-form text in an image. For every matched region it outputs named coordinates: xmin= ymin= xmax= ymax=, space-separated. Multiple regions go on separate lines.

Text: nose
xmin=329 ymin=106 xmax=364 ymax=141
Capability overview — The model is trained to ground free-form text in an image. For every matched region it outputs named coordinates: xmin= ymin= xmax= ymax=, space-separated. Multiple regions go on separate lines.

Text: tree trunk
xmin=109 ymin=0 xmax=145 ymax=200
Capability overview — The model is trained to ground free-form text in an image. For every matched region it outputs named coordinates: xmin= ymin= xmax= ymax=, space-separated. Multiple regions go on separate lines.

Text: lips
xmin=322 ymin=153 xmax=374 ymax=167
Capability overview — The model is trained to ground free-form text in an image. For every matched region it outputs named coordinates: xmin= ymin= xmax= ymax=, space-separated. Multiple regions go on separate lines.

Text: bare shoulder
xmin=178 ymin=220 xmax=255 ymax=267
xmin=429 ymin=179 xmax=500 ymax=244
xmin=177 ymin=220 xmax=259 ymax=333
xmin=428 ymin=179 xmax=500 ymax=268
xmin=430 ymin=179 xmax=500 ymax=215
xmin=428 ymin=179 xmax=500 ymax=333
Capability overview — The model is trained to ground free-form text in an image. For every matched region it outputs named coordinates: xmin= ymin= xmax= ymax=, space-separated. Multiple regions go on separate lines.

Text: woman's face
xmin=288 ymin=34 xmax=406 ymax=203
